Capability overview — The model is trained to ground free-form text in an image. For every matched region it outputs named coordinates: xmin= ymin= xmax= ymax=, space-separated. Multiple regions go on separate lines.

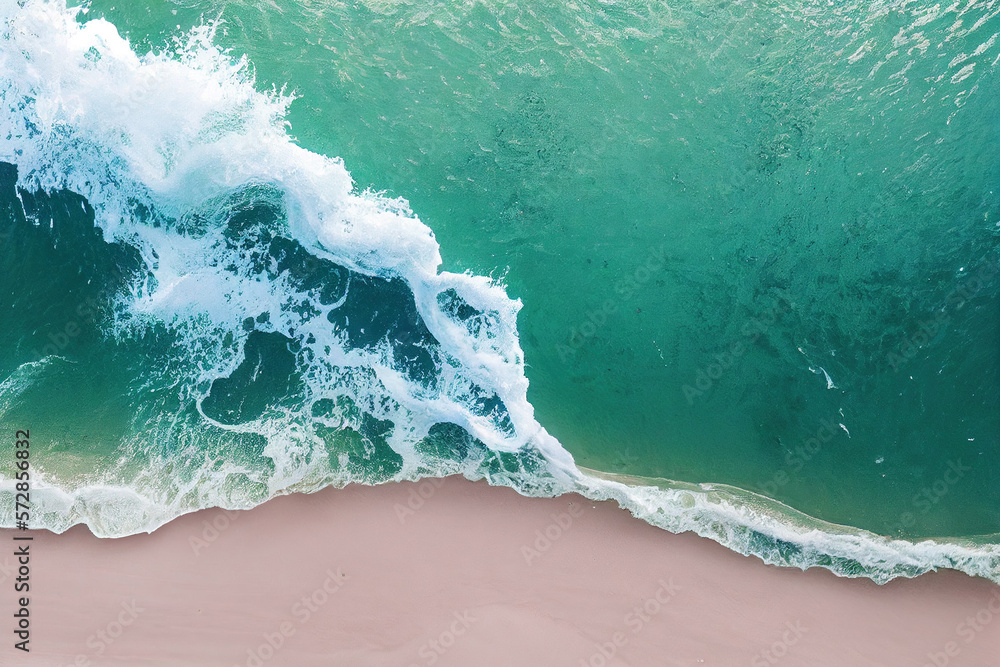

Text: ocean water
xmin=0 ymin=0 xmax=998 ymax=583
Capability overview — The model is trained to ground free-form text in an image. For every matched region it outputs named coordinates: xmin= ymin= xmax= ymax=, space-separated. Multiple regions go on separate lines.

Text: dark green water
xmin=0 ymin=0 xmax=998 ymax=581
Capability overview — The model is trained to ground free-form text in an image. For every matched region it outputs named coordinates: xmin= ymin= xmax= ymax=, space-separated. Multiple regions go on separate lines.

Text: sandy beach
xmin=1 ymin=476 xmax=997 ymax=667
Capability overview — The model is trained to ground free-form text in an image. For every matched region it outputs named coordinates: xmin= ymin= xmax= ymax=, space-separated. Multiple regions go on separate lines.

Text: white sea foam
xmin=0 ymin=0 xmax=996 ymax=585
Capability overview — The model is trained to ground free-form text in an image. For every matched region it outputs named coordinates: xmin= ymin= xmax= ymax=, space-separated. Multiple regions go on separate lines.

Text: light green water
xmin=80 ymin=0 xmax=999 ymax=537
xmin=0 ymin=0 xmax=997 ymax=555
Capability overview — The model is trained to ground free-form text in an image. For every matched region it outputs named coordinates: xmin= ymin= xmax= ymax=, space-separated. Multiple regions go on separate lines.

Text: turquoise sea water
xmin=0 ymin=0 xmax=998 ymax=582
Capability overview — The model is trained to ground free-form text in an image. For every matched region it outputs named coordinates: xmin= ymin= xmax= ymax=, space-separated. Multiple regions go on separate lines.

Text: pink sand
xmin=1 ymin=476 xmax=998 ymax=666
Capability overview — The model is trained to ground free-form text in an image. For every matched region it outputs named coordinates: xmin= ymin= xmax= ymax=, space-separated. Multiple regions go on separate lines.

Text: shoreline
xmin=11 ymin=465 xmax=999 ymax=584
xmin=1 ymin=476 xmax=998 ymax=666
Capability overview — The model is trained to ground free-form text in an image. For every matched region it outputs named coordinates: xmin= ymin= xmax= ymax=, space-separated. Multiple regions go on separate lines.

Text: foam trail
xmin=0 ymin=0 xmax=996 ymax=585
xmin=0 ymin=358 xmax=72 ymax=421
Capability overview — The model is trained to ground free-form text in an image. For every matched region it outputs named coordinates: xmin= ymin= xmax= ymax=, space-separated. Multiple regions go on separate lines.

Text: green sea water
xmin=0 ymin=0 xmax=998 ymax=580
xmin=77 ymin=0 xmax=1000 ymax=537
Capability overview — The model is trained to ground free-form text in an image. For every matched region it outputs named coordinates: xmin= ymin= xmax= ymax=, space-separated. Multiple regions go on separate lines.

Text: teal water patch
xmin=79 ymin=0 xmax=1000 ymax=539
xmin=0 ymin=0 xmax=998 ymax=582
